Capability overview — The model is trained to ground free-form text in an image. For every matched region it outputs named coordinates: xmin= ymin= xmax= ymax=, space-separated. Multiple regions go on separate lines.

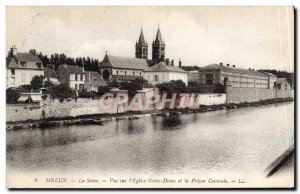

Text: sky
xmin=6 ymin=6 xmax=294 ymax=72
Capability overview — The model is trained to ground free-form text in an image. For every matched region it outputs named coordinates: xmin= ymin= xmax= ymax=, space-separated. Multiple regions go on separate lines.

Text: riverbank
xmin=6 ymin=97 xmax=294 ymax=130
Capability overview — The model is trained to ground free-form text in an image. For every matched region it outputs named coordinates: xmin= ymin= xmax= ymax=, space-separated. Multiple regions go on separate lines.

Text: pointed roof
xmin=154 ymin=27 xmax=164 ymax=44
xmin=137 ymin=28 xmax=147 ymax=45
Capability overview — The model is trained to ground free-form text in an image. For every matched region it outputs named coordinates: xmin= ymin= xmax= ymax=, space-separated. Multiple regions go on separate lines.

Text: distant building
xmin=84 ymin=71 xmax=107 ymax=92
xmin=44 ymin=66 xmax=60 ymax=84
xmin=276 ymin=78 xmax=291 ymax=90
xmin=99 ymin=54 xmax=148 ymax=82
xmin=6 ymin=46 xmax=44 ymax=88
xmin=264 ymin=72 xmax=277 ymax=89
xmin=198 ymin=63 xmax=269 ymax=88
xmin=143 ymin=59 xmax=188 ymax=85
xmin=57 ymin=64 xmax=85 ymax=91
xmin=135 ymin=28 xmax=148 ymax=59
xmin=188 ymin=71 xmax=200 ymax=83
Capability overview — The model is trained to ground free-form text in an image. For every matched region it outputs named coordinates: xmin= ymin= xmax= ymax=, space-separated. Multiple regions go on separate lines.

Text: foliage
xmin=213 ymin=83 xmax=225 ymax=93
xmin=181 ymin=66 xmax=200 ymax=71
xmin=18 ymin=84 xmax=32 ymax=92
xmin=157 ymin=80 xmax=187 ymax=94
xmin=187 ymin=81 xmax=202 ymax=93
xmin=30 ymin=75 xmax=44 ymax=90
xmin=97 ymin=86 xmax=111 ymax=97
xmin=119 ymin=77 xmax=148 ymax=97
xmin=79 ymin=90 xmax=98 ymax=99
xmin=49 ymin=84 xmax=75 ymax=101
xmin=6 ymin=88 xmax=21 ymax=104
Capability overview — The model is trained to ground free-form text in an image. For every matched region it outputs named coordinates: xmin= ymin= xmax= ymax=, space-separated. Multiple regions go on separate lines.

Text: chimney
xmin=252 ymin=69 xmax=255 ymax=71
xmin=227 ymin=64 xmax=230 ymax=67
xmin=166 ymin=58 xmax=169 ymax=66
xmin=10 ymin=45 xmax=17 ymax=57
xmin=179 ymin=58 xmax=182 ymax=68
xmin=249 ymin=68 xmax=251 ymax=70
xmin=171 ymin=59 xmax=174 ymax=66
xmin=233 ymin=65 xmax=235 ymax=68
xmin=220 ymin=62 xmax=223 ymax=66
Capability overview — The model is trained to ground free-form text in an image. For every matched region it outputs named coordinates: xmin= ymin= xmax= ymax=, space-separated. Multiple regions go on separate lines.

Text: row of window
xmin=115 ymin=70 xmax=142 ymax=76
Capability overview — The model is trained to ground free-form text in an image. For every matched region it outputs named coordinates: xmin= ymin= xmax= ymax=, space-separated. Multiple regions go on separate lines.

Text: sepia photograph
xmin=5 ymin=6 xmax=295 ymax=189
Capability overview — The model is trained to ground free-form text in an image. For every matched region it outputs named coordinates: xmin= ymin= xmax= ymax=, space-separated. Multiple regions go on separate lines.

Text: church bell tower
xmin=152 ymin=27 xmax=165 ymax=64
xmin=135 ymin=28 xmax=148 ymax=59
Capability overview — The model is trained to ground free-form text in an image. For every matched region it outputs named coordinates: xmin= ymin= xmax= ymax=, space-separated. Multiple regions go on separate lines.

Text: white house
xmin=276 ymin=78 xmax=291 ymax=90
xmin=6 ymin=46 xmax=44 ymax=88
xmin=143 ymin=61 xmax=188 ymax=85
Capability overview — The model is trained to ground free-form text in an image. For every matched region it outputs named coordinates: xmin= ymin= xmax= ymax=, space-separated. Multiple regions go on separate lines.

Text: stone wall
xmin=226 ymin=87 xmax=294 ymax=104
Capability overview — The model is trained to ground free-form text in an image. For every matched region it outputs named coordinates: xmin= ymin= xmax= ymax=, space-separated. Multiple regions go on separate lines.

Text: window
xmin=205 ymin=73 xmax=213 ymax=84
xmin=20 ymin=62 xmax=26 ymax=67
xmin=140 ymin=72 xmax=142 ymax=75
xmin=79 ymin=84 xmax=84 ymax=90
xmin=75 ymin=74 xmax=78 ymax=81
xmin=11 ymin=69 xmax=15 ymax=75
xmin=80 ymin=74 xmax=84 ymax=81
xmin=133 ymin=71 xmax=135 ymax=75
xmin=154 ymin=75 xmax=159 ymax=81
xmin=75 ymin=84 xmax=78 ymax=90
xmin=125 ymin=71 xmax=127 ymax=75
xmin=117 ymin=70 xmax=118 ymax=75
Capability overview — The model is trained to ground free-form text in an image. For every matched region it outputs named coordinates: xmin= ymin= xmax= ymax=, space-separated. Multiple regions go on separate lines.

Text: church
xmin=98 ymin=27 xmax=188 ymax=85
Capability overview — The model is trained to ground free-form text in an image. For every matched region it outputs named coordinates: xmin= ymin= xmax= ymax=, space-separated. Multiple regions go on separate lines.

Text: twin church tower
xmin=135 ymin=27 xmax=165 ymax=64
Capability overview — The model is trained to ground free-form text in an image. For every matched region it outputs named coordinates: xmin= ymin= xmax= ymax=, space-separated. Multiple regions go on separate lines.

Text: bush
xmin=50 ymin=84 xmax=75 ymax=101
xmin=97 ymin=86 xmax=111 ymax=97
xmin=79 ymin=90 xmax=97 ymax=99
xmin=6 ymin=88 xmax=21 ymax=104
xmin=157 ymin=80 xmax=187 ymax=94
xmin=31 ymin=75 xmax=44 ymax=90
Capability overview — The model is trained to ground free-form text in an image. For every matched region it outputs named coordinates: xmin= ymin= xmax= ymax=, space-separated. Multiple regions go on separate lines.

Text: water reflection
xmin=6 ymin=102 xmax=294 ymax=176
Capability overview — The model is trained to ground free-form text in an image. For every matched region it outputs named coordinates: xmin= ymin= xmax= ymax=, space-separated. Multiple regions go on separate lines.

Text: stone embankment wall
xmin=226 ymin=87 xmax=294 ymax=104
xmin=6 ymin=93 xmax=227 ymax=122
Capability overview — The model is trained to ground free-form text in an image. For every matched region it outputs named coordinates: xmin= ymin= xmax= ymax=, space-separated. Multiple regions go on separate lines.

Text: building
xmin=135 ymin=28 xmax=148 ymax=59
xmin=264 ymin=72 xmax=277 ymax=90
xmin=152 ymin=27 xmax=165 ymax=64
xmin=57 ymin=64 xmax=85 ymax=91
xmin=276 ymin=78 xmax=291 ymax=90
xmin=198 ymin=63 xmax=269 ymax=88
xmin=144 ymin=59 xmax=188 ymax=85
xmin=99 ymin=54 xmax=148 ymax=82
xmin=188 ymin=71 xmax=200 ymax=83
xmin=85 ymin=71 xmax=107 ymax=92
xmin=44 ymin=66 xmax=60 ymax=84
xmin=6 ymin=46 xmax=44 ymax=88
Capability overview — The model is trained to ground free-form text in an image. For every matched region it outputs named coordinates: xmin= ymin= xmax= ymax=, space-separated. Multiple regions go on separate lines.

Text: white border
xmin=1 ymin=0 xmax=298 ymax=193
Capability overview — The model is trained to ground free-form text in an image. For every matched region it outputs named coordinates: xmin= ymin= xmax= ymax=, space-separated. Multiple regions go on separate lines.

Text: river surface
xmin=7 ymin=102 xmax=294 ymax=183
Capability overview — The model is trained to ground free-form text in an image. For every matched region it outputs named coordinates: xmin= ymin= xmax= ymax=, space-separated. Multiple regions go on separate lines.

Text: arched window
xmin=205 ymin=73 xmax=214 ymax=84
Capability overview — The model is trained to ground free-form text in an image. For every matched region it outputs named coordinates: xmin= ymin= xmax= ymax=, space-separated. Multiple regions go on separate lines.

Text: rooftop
xmin=101 ymin=55 xmax=149 ymax=70
xmin=145 ymin=61 xmax=186 ymax=73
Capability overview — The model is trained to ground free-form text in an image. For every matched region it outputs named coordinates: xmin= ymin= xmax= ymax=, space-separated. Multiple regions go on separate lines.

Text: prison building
xmin=198 ymin=63 xmax=269 ymax=89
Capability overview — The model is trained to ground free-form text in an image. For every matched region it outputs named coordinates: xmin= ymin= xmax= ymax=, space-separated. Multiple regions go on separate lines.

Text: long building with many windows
xmin=198 ymin=63 xmax=271 ymax=89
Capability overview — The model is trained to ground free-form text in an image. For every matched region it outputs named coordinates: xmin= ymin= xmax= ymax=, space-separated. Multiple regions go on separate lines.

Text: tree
xmin=30 ymin=75 xmax=44 ymax=90
xmin=50 ymin=84 xmax=75 ymax=101
xmin=157 ymin=80 xmax=187 ymax=94
xmin=6 ymin=88 xmax=21 ymax=104
xmin=97 ymin=86 xmax=111 ymax=97
xmin=120 ymin=77 xmax=148 ymax=97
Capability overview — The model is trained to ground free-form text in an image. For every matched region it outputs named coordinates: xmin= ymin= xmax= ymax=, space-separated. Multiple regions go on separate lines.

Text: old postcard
xmin=6 ymin=6 xmax=294 ymax=189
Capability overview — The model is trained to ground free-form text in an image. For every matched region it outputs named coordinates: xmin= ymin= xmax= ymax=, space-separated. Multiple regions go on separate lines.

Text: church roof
xmin=154 ymin=27 xmax=164 ymax=44
xmin=101 ymin=55 xmax=149 ymax=70
xmin=145 ymin=61 xmax=186 ymax=73
xmin=137 ymin=28 xmax=147 ymax=45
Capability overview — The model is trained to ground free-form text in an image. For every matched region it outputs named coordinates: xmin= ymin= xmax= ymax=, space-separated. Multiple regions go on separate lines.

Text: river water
xmin=6 ymin=102 xmax=294 ymax=187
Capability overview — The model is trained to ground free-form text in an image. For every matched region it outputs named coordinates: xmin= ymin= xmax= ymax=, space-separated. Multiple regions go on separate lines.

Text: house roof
xmin=58 ymin=64 xmax=85 ymax=74
xmin=276 ymin=78 xmax=287 ymax=84
xmin=44 ymin=67 xmax=58 ymax=77
xmin=85 ymin=71 xmax=107 ymax=87
xmin=101 ymin=55 xmax=149 ymax=70
xmin=200 ymin=64 xmax=267 ymax=77
xmin=145 ymin=62 xmax=186 ymax=73
xmin=7 ymin=52 xmax=44 ymax=70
